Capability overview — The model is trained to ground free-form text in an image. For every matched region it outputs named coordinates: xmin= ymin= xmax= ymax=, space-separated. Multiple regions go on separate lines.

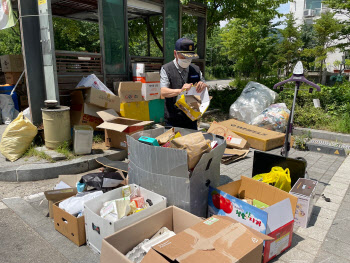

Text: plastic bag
xmin=0 ymin=94 xmax=19 ymax=124
xmin=81 ymin=172 xmax=127 ymax=192
xmin=251 ymin=103 xmax=290 ymax=132
xmin=252 ymin=166 xmax=292 ymax=192
xmin=0 ymin=112 xmax=38 ymax=162
xmin=229 ymin=81 xmax=278 ymax=124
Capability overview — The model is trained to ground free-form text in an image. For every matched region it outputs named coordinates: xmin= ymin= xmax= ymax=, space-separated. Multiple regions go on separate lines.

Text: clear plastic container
xmin=73 ymin=125 xmax=93 ymax=155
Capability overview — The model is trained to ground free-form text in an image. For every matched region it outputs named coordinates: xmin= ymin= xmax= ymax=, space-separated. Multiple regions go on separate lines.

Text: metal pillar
xmin=164 ymin=0 xmax=180 ymax=63
xmin=18 ymin=0 xmax=46 ymax=125
xmin=38 ymin=0 xmax=59 ymax=102
xmin=197 ymin=16 xmax=206 ymax=74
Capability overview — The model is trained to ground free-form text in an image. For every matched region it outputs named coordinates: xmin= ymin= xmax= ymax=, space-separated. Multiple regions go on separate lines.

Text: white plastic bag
xmin=0 ymin=94 xmax=18 ymax=124
xmin=59 ymin=191 xmax=103 ymax=216
xmin=229 ymin=81 xmax=278 ymax=124
xmin=251 ymin=103 xmax=290 ymax=132
xmin=23 ymin=107 xmax=32 ymax=123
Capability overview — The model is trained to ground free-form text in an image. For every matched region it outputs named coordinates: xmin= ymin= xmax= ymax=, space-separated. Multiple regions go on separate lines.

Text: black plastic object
xmin=81 ymin=172 xmax=127 ymax=192
xmin=252 ymin=151 xmax=307 ymax=187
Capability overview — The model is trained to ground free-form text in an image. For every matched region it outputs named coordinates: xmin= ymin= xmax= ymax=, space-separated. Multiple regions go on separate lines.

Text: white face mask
xmin=177 ymin=54 xmax=192 ymax=68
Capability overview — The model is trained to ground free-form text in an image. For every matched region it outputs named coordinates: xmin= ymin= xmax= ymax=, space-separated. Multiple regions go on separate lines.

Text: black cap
xmin=175 ymin=38 xmax=199 ymax=59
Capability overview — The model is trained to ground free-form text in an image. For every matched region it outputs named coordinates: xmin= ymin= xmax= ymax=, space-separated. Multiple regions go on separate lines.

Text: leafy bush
xmin=209 ymin=85 xmax=244 ymax=113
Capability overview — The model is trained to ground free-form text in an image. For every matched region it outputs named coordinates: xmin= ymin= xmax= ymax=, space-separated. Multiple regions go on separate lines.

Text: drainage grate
xmin=309 ymin=139 xmax=350 ymax=150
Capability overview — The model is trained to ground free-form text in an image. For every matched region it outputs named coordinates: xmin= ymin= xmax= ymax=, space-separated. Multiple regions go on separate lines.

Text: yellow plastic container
xmin=120 ymin=101 xmax=150 ymax=121
xmin=42 ymin=106 xmax=71 ymax=149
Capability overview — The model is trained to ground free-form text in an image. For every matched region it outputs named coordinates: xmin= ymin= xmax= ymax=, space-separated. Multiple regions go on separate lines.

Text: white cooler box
xmin=84 ymin=184 xmax=166 ymax=253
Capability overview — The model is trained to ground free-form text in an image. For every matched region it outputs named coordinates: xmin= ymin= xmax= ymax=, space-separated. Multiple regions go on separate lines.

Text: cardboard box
xmin=70 ymin=90 xmax=104 ymax=130
xmin=100 ymin=206 xmax=202 ymax=263
xmin=44 ymin=188 xmax=77 ymax=218
xmin=175 ymin=88 xmax=210 ymax=121
xmin=149 ymin=99 xmax=164 ymax=123
xmin=218 ymin=119 xmax=285 ymax=151
xmin=139 ymin=72 xmax=161 ymax=101
xmin=132 ymin=63 xmax=145 ymax=81
xmin=222 ymin=148 xmax=249 ymax=165
xmin=97 ymin=109 xmax=153 ymax=150
xmin=290 ymin=178 xmax=318 ymax=228
xmin=120 ymin=101 xmax=150 ymax=121
xmin=127 ymin=128 xmax=226 ymax=217
xmin=208 ymin=121 xmax=249 ymax=149
xmin=0 ymin=55 xmax=24 ymax=72
xmin=118 ymin=82 xmax=143 ymax=103
xmin=143 ymin=215 xmax=272 ymax=263
xmin=53 ymin=200 xmax=86 ymax=246
xmin=208 ymin=176 xmax=298 ymax=262
xmin=84 ymin=184 xmax=167 ymax=253
xmin=5 ymin=72 xmax=23 ymax=84
xmin=76 ymin=86 xmax=120 ymax=112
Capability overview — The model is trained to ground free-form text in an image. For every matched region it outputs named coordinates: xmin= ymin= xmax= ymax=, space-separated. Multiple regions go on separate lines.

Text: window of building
xmin=305 ymin=0 xmax=321 ymax=10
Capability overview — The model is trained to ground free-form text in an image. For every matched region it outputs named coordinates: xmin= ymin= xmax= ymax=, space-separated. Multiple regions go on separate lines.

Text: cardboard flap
xmin=185 ymin=87 xmax=210 ymax=104
xmin=97 ymin=109 xmax=120 ymax=121
xmin=96 ymin=122 xmax=129 ymax=132
xmin=153 ymin=216 xmax=265 ymax=263
xmin=132 ymin=120 xmax=154 ymax=127
xmin=264 ymin=198 xmax=294 ymax=234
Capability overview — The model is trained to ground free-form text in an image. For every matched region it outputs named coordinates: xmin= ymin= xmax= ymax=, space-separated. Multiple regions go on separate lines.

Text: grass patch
xmin=23 ymin=145 xmax=54 ymax=162
xmin=93 ymin=134 xmax=104 ymax=143
xmin=56 ymin=141 xmax=76 ymax=160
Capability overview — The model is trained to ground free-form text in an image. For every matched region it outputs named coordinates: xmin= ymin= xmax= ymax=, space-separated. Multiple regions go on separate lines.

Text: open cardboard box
xmin=44 ymin=188 xmax=77 ymax=218
xmin=208 ymin=176 xmax=298 ymax=263
xmin=175 ymin=87 xmax=210 ymax=121
xmin=70 ymin=90 xmax=104 ymax=130
xmin=97 ymin=109 xmax=153 ymax=150
xmin=53 ymin=200 xmax=86 ymax=246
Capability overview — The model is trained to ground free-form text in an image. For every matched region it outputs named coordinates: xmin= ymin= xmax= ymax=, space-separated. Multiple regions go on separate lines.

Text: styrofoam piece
xmin=126 ymin=239 xmax=149 ymax=263
xmin=141 ymin=231 xmax=176 ymax=252
xmin=127 ymin=128 xmax=226 ymax=217
xmin=73 ymin=125 xmax=93 ymax=155
xmin=84 ymin=184 xmax=166 ymax=254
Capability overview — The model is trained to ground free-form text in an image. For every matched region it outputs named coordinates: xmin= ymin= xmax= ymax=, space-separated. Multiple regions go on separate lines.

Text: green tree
xmin=274 ymin=13 xmax=303 ymax=76
xmin=299 ymin=23 xmax=317 ymax=70
xmin=323 ymin=0 xmax=350 ymax=49
xmin=180 ymin=0 xmax=288 ymax=35
xmin=220 ymin=14 xmax=279 ymax=81
xmin=302 ymin=12 xmax=342 ymax=83
xmin=0 ymin=12 xmax=21 ymax=55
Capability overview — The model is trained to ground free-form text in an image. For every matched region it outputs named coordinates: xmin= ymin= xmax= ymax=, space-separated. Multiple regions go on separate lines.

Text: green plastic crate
xmin=149 ymin=99 xmax=164 ymax=123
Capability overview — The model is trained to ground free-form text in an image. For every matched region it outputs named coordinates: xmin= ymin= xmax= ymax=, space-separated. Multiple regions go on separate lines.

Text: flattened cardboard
xmin=44 ymin=188 xmax=77 ymax=218
xmin=208 ymin=121 xmax=249 ymax=149
xmin=53 ymin=201 xmax=86 ymax=246
xmin=0 ymin=54 xmax=24 ymax=72
xmin=118 ymin=82 xmax=143 ymax=103
xmin=97 ymin=109 xmax=153 ymax=149
xmin=218 ymin=119 xmax=285 ymax=151
xmin=221 ymin=148 xmax=249 ymax=165
xmin=100 ymin=206 xmax=203 ymax=263
xmin=149 ymin=215 xmax=272 ymax=263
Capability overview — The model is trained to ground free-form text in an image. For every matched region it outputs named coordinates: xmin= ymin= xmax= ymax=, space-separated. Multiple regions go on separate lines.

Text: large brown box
xmin=5 ymin=72 xmax=23 ymax=84
xmin=218 ymin=119 xmax=285 ymax=151
xmin=0 ymin=55 xmax=24 ymax=72
xmin=53 ymin=200 xmax=86 ymax=246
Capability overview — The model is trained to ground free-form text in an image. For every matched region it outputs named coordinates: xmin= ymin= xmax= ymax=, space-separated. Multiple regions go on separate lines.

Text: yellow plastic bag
xmin=0 ymin=112 xmax=38 ymax=162
xmin=253 ymin=166 xmax=292 ymax=192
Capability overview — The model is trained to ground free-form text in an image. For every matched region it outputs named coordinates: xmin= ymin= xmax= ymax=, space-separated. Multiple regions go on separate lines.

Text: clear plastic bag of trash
xmin=229 ymin=81 xmax=278 ymax=123
xmin=251 ymin=103 xmax=290 ymax=132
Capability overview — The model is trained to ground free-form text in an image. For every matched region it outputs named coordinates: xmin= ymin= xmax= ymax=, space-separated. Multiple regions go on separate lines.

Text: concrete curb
xmin=0 ymin=149 xmax=127 ymax=182
xmin=200 ymin=122 xmax=350 ymax=143
xmin=293 ymin=127 xmax=350 ymax=143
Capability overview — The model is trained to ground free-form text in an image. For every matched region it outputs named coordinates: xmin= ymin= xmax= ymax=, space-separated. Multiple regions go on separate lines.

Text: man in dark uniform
xmin=160 ymin=38 xmax=208 ymax=130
